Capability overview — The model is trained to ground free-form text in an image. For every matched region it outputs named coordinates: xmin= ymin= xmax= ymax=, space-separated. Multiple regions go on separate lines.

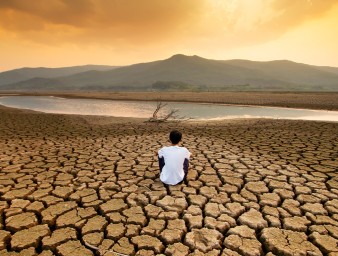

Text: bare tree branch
xmin=152 ymin=102 xmax=167 ymax=119
xmin=146 ymin=101 xmax=191 ymax=123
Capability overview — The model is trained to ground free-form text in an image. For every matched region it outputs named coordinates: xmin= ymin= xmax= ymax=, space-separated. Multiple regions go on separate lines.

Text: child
xmin=158 ymin=130 xmax=191 ymax=185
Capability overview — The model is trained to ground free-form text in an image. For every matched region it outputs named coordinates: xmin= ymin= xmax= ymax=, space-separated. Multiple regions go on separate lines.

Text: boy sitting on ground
xmin=158 ymin=130 xmax=191 ymax=185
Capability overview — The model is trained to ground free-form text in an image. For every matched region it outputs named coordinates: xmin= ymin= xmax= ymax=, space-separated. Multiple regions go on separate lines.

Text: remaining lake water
xmin=0 ymin=96 xmax=337 ymax=122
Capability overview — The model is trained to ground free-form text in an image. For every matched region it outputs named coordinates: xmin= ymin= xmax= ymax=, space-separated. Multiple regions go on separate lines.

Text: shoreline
xmin=1 ymin=91 xmax=338 ymax=111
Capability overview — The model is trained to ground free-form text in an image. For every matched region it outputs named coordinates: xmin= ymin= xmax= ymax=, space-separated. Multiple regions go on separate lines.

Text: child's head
xmin=169 ymin=130 xmax=182 ymax=145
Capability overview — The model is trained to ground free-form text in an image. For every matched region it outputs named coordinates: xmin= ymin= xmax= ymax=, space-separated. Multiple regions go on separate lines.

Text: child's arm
xmin=187 ymin=148 xmax=192 ymax=159
xmin=157 ymin=148 xmax=164 ymax=157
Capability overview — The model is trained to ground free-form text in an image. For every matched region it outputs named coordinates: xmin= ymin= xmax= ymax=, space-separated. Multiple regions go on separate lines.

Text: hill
xmin=0 ymin=65 xmax=118 ymax=86
xmin=1 ymin=55 xmax=338 ymax=91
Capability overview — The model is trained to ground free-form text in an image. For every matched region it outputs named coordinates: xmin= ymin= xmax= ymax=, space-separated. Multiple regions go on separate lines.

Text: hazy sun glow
xmin=0 ymin=0 xmax=338 ymax=71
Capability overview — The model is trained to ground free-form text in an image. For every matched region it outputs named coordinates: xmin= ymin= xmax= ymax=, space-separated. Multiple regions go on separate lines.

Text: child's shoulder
xmin=159 ymin=146 xmax=188 ymax=151
xmin=158 ymin=146 xmax=169 ymax=152
xmin=177 ymin=146 xmax=189 ymax=154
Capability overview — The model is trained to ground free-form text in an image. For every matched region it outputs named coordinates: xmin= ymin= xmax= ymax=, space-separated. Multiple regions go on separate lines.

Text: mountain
xmin=1 ymin=54 xmax=338 ymax=91
xmin=316 ymin=66 xmax=338 ymax=76
xmin=0 ymin=65 xmax=118 ymax=86
xmin=223 ymin=59 xmax=338 ymax=87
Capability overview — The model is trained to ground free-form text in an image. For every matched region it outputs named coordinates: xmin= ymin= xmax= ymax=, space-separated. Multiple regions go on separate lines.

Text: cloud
xmin=189 ymin=0 xmax=338 ymax=47
xmin=0 ymin=0 xmax=337 ymax=47
xmin=0 ymin=0 xmax=207 ymax=45
xmin=260 ymin=0 xmax=338 ymax=35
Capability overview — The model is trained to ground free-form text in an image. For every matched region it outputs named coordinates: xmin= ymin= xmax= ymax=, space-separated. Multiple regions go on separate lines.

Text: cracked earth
xmin=0 ymin=106 xmax=337 ymax=256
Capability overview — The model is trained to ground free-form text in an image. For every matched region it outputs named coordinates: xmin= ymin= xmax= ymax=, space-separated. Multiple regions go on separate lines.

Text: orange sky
xmin=1 ymin=0 xmax=338 ymax=71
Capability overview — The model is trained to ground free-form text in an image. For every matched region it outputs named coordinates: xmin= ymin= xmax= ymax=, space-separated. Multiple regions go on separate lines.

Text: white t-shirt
xmin=158 ymin=146 xmax=191 ymax=185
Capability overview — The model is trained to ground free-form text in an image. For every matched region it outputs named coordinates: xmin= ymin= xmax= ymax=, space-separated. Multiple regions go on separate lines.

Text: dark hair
xmin=169 ymin=130 xmax=182 ymax=144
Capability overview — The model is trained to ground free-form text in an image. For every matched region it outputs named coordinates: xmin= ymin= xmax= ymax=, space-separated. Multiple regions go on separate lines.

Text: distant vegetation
xmin=152 ymin=81 xmax=257 ymax=92
xmin=152 ymin=81 xmax=203 ymax=91
xmin=0 ymin=54 xmax=338 ymax=92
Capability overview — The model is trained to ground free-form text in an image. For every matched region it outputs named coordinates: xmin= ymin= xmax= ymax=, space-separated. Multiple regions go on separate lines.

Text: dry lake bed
xmin=0 ymin=104 xmax=337 ymax=256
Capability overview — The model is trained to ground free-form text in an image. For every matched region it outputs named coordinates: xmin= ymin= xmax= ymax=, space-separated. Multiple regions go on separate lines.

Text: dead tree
xmin=146 ymin=101 xmax=188 ymax=123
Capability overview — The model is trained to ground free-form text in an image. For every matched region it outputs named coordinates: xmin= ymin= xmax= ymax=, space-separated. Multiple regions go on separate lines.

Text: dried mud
xmin=0 ymin=105 xmax=337 ymax=255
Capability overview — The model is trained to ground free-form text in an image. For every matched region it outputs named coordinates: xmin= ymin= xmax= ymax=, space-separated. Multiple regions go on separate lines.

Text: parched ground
xmin=0 ymin=106 xmax=337 ymax=256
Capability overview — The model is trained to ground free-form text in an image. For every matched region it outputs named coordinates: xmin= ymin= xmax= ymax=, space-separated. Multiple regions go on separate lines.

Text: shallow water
xmin=0 ymin=96 xmax=338 ymax=122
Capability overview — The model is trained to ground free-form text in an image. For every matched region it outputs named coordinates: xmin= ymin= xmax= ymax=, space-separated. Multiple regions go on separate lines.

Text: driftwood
xmin=146 ymin=101 xmax=190 ymax=123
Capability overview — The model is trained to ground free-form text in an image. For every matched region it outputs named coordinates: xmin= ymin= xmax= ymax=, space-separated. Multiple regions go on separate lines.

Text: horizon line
xmin=1 ymin=54 xmax=338 ymax=72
